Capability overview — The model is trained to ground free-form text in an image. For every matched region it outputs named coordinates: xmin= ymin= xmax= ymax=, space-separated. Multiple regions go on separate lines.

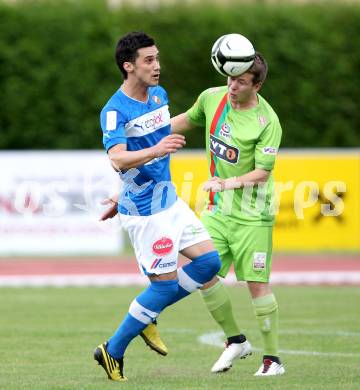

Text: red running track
xmin=0 ymin=255 xmax=359 ymax=275
xmin=0 ymin=255 xmax=359 ymax=286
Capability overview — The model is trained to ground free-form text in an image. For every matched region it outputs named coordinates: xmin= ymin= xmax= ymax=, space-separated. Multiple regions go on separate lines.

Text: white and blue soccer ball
xmin=211 ymin=33 xmax=256 ymax=77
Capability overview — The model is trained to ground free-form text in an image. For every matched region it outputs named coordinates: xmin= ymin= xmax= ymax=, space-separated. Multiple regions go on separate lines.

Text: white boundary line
xmin=198 ymin=331 xmax=360 ymax=358
xmin=1 ymin=271 xmax=360 ymax=287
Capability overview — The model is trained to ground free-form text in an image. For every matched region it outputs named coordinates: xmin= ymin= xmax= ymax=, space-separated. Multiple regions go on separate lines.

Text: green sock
xmin=252 ymin=293 xmax=279 ymax=356
xmin=200 ymin=282 xmax=240 ymax=338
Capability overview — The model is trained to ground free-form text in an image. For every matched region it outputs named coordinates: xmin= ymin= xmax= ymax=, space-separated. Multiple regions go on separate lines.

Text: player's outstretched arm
xmin=108 ymin=134 xmax=186 ymax=171
xmin=170 ymin=113 xmax=195 ymax=134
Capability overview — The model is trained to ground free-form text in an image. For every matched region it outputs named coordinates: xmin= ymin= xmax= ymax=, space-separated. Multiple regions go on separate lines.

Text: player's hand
xmin=99 ymin=196 xmax=119 ymax=221
xmin=203 ymin=177 xmax=226 ymax=192
xmin=152 ymin=134 xmax=186 ymax=157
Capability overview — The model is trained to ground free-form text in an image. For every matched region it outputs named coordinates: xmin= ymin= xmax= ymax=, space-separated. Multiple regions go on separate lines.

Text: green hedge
xmin=0 ymin=1 xmax=359 ymax=149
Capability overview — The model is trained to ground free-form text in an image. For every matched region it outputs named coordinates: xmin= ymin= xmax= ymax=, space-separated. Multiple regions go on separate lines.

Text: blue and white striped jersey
xmin=100 ymin=86 xmax=177 ymax=216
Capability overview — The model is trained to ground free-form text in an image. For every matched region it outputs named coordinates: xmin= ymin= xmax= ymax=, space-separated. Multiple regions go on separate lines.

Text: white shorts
xmin=119 ymin=198 xmax=211 ymax=275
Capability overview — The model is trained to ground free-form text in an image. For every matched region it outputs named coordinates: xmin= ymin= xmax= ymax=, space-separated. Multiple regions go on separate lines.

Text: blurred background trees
xmin=0 ymin=0 xmax=359 ymax=149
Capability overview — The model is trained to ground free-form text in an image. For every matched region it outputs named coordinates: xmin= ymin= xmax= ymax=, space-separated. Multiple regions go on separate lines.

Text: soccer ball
xmin=211 ymin=33 xmax=256 ymax=77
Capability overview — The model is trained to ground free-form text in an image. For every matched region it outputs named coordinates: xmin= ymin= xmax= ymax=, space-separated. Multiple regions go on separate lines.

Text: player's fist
xmin=99 ymin=196 xmax=119 ymax=221
xmin=152 ymin=134 xmax=186 ymax=157
xmin=203 ymin=177 xmax=225 ymax=192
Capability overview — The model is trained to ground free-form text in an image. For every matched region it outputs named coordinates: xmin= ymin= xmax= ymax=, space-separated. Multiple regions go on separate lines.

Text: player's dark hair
xmin=115 ymin=32 xmax=155 ymax=79
xmin=247 ymin=52 xmax=268 ymax=85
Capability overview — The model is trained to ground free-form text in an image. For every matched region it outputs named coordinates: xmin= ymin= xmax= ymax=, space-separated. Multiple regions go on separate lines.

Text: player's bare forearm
xmin=109 ymin=147 xmax=157 ymax=171
xmin=109 ymin=134 xmax=185 ymax=170
xmin=203 ymin=169 xmax=270 ymax=192
xmin=228 ymin=168 xmax=270 ymax=189
xmin=171 ymin=113 xmax=196 ymax=134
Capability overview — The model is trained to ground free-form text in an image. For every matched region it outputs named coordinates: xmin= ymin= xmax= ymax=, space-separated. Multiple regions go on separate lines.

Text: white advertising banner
xmin=0 ymin=151 xmax=123 ymax=255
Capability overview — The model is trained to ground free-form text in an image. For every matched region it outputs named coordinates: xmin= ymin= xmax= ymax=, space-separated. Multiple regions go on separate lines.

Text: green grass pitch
xmin=1 ymin=286 xmax=359 ymax=389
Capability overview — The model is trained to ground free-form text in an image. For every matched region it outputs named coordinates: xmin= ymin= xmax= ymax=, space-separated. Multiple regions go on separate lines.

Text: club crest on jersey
xmin=219 ymin=123 xmax=231 ymax=139
xmin=152 ymin=95 xmax=161 ymax=104
xmin=152 ymin=237 xmax=173 ymax=256
xmin=210 ymin=134 xmax=239 ymax=164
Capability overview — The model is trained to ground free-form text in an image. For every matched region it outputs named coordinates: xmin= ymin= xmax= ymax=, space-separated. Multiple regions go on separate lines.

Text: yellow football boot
xmin=140 ymin=322 xmax=168 ymax=356
xmin=94 ymin=343 xmax=127 ymax=382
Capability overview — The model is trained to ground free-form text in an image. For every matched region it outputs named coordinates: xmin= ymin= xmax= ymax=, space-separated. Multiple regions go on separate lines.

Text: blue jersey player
xmin=93 ymin=32 xmax=222 ymax=382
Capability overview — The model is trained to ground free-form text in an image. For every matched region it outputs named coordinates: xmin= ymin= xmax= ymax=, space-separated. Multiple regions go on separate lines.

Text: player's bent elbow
xmin=109 ymin=155 xmax=124 ymax=171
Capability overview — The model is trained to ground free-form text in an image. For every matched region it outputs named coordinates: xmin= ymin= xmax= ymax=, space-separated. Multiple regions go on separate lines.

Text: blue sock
xmin=168 ymin=251 xmax=221 ymax=305
xmin=107 ymin=279 xmax=178 ymax=359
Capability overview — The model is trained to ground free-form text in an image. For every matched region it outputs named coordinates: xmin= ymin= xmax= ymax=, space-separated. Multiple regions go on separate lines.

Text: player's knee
xmin=208 ymin=251 xmax=222 ymax=276
xmin=195 ymin=250 xmax=221 ymax=279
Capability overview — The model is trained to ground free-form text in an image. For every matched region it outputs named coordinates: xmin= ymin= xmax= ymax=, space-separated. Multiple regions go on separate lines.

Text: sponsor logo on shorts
xmin=253 ymin=252 xmax=266 ymax=270
xmin=190 ymin=225 xmax=204 ymax=236
xmin=262 ymin=147 xmax=277 ymax=155
xmin=219 ymin=123 xmax=231 ymax=139
xmin=152 ymin=237 xmax=174 ymax=256
xmin=150 ymin=258 xmax=176 ymax=269
xmin=210 ymin=134 xmax=239 ymax=164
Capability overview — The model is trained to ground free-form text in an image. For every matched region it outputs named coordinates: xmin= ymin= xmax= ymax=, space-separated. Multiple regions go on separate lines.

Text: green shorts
xmin=201 ymin=212 xmax=273 ymax=282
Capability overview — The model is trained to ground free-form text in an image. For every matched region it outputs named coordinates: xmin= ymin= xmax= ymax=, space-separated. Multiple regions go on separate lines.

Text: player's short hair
xmin=115 ymin=31 xmax=155 ymax=79
xmin=247 ymin=52 xmax=268 ymax=85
